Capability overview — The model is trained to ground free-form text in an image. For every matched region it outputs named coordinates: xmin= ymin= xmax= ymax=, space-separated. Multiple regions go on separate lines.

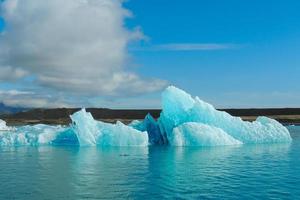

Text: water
xmin=0 ymin=126 xmax=299 ymax=200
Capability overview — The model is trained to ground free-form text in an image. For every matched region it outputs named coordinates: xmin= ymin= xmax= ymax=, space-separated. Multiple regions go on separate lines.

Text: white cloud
xmin=0 ymin=0 xmax=166 ymax=97
xmin=0 ymin=89 xmax=70 ymax=108
xmin=140 ymin=43 xmax=237 ymax=51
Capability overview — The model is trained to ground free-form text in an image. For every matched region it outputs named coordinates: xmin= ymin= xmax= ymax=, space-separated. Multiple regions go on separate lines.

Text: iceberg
xmin=159 ymin=86 xmax=292 ymax=145
xmin=0 ymin=86 xmax=292 ymax=147
xmin=70 ymin=109 xmax=148 ymax=146
xmin=0 ymin=110 xmax=149 ymax=147
xmin=0 ymin=124 xmax=66 ymax=146
xmin=0 ymin=119 xmax=12 ymax=131
xmin=70 ymin=109 xmax=99 ymax=146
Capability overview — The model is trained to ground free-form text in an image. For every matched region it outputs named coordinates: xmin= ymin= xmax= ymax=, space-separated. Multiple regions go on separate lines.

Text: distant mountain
xmin=0 ymin=103 xmax=28 ymax=114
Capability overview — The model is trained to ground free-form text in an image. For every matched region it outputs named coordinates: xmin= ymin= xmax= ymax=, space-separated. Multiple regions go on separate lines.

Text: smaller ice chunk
xmin=96 ymin=121 xmax=148 ymax=146
xmin=0 ymin=119 xmax=7 ymax=130
xmin=130 ymin=114 xmax=167 ymax=145
xmin=70 ymin=109 xmax=149 ymax=146
xmin=143 ymin=114 xmax=166 ymax=145
xmin=129 ymin=120 xmax=146 ymax=132
xmin=171 ymin=122 xmax=242 ymax=146
xmin=0 ymin=124 xmax=65 ymax=146
xmin=70 ymin=109 xmax=99 ymax=146
xmin=0 ymin=119 xmax=13 ymax=131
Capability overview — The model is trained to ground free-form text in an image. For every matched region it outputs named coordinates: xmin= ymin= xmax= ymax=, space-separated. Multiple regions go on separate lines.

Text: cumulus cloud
xmin=0 ymin=0 xmax=166 ymax=97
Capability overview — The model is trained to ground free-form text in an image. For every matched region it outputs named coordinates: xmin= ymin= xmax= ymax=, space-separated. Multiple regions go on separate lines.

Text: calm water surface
xmin=0 ymin=126 xmax=299 ymax=199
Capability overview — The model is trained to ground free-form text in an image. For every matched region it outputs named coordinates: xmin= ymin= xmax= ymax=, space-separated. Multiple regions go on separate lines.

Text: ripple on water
xmin=0 ymin=126 xmax=299 ymax=199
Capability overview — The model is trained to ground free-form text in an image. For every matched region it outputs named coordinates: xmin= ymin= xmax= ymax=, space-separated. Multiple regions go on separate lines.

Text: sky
xmin=0 ymin=0 xmax=300 ymax=108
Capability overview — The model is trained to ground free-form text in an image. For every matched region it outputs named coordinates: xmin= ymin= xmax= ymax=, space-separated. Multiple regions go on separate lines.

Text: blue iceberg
xmin=0 ymin=86 xmax=292 ymax=147
xmin=70 ymin=109 xmax=148 ymax=146
xmin=0 ymin=109 xmax=149 ymax=146
xmin=159 ymin=86 xmax=292 ymax=146
xmin=129 ymin=113 xmax=167 ymax=145
xmin=0 ymin=124 xmax=66 ymax=146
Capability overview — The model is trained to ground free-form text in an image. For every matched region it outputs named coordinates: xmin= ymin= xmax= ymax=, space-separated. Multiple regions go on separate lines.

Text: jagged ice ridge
xmin=0 ymin=86 xmax=292 ymax=146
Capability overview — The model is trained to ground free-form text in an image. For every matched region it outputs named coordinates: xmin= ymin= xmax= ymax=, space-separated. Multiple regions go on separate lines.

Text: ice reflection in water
xmin=1 ymin=135 xmax=299 ymax=200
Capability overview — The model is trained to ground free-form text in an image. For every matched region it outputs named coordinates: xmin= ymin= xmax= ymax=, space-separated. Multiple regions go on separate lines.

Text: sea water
xmin=0 ymin=125 xmax=299 ymax=199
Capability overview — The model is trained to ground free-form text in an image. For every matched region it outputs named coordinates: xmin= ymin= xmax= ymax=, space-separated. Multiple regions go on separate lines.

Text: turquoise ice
xmin=70 ymin=109 xmax=148 ymax=146
xmin=171 ymin=122 xmax=242 ymax=146
xmin=0 ymin=86 xmax=292 ymax=146
xmin=0 ymin=110 xmax=149 ymax=146
xmin=129 ymin=113 xmax=166 ymax=145
xmin=0 ymin=124 xmax=66 ymax=146
xmin=158 ymin=86 xmax=292 ymax=146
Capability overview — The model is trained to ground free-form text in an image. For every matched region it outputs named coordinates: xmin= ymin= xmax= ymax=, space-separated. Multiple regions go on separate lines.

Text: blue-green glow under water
xmin=0 ymin=126 xmax=299 ymax=200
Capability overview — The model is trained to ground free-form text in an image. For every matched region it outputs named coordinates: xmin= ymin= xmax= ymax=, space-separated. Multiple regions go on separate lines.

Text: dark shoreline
xmin=1 ymin=108 xmax=300 ymax=126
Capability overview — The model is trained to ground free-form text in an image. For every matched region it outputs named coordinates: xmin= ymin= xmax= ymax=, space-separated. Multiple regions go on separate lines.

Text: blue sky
xmin=0 ymin=0 xmax=300 ymax=108
xmin=124 ymin=0 xmax=300 ymax=107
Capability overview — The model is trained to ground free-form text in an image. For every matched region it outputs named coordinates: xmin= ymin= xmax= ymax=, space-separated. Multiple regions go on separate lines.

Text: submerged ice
xmin=0 ymin=86 xmax=292 ymax=147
